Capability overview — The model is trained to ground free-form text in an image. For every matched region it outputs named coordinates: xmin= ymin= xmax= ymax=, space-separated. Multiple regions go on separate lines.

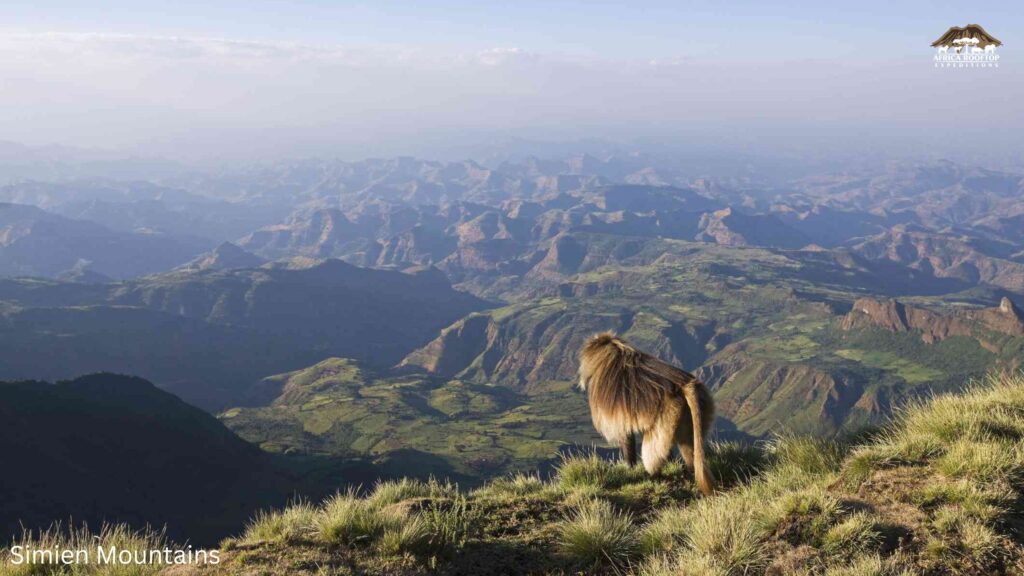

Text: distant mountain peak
xmin=180 ymin=241 xmax=265 ymax=272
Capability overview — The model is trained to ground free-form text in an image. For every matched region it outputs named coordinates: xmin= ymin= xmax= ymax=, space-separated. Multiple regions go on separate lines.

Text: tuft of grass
xmin=928 ymin=504 xmax=1002 ymax=563
xmin=643 ymin=491 xmax=767 ymax=574
xmin=641 ymin=506 xmax=690 ymax=556
xmin=768 ymin=435 xmax=844 ymax=476
xmin=821 ymin=511 xmax=881 ymax=556
xmin=557 ymin=499 xmax=640 ymax=569
xmin=242 ymin=500 xmax=317 ymax=544
xmin=682 ymin=498 xmax=766 ymax=575
xmin=562 ymin=484 xmax=603 ymax=509
xmin=366 ymin=478 xmax=433 ymax=508
xmin=366 ymin=477 xmax=457 ymax=508
xmin=911 ymin=479 xmax=1010 ymax=522
xmin=415 ymin=494 xmax=478 ymax=558
xmin=934 ymin=439 xmax=1022 ymax=483
xmin=839 ymin=445 xmax=889 ymax=488
xmin=556 ymin=453 xmax=645 ymax=491
xmin=316 ymin=490 xmax=401 ymax=546
xmin=473 ymin=472 xmax=548 ymax=500
xmin=636 ymin=551 xmax=723 ymax=576
xmin=888 ymin=430 xmax=945 ymax=463
xmin=958 ymin=519 xmax=1001 ymax=561
xmin=379 ymin=516 xmax=431 ymax=557
xmin=759 ymin=485 xmax=842 ymax=543
xmin=706 ymin=441 xmax=769 ymax=487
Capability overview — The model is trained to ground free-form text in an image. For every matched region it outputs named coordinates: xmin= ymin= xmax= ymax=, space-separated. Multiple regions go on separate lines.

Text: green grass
xmin=555 ymin=452 xmax=647 ymax=491
xmin=315 ymin=490 xmax=399 ymax=545
xmin=234 ymin=485 xmax=477 ymax=566
xmin=821 ymin=511 xmax=882 ymax=556
xmin=366 ymin=478 xmax=458 ymax=508
xmin=768 ymin=435 xmax=845 ymax=475
xmin=835 ymin=348 xmax=945 ymax=384
xmin=242 ymin=501 xmax=318 ymax=544
xmin=557 ymin=500 xmax=640 ymax=569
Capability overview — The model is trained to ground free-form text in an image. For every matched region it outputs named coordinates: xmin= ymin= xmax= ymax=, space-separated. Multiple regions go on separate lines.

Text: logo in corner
xmin=932 ymin=24 xmax=1002 ymax=68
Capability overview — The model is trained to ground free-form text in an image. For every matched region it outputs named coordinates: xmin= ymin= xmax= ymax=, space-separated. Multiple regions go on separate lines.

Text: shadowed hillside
xmin=0 ymin=374 xmax=292 ymax=544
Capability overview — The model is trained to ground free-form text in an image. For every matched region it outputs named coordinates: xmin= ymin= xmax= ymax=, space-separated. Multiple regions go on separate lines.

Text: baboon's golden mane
xmin=579 ymin=331 xmax=698 ymax=432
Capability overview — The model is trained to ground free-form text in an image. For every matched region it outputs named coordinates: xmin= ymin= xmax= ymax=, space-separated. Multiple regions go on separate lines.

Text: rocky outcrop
xmin=841 ymin=297 xmax=1024 ymax=345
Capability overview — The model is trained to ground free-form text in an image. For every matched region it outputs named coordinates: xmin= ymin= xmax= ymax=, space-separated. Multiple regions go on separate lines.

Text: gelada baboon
xmin=578 ymin=332 xmax=715 ymax=495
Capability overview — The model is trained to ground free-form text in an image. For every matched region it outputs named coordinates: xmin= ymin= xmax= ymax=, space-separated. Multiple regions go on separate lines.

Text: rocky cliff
xmin=841 ymin=296 xmax=1024 ymax=347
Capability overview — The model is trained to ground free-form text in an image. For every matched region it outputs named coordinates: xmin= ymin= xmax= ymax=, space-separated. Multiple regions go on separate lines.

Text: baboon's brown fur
xmin=578 ymin=332 xmax=715 ymax=495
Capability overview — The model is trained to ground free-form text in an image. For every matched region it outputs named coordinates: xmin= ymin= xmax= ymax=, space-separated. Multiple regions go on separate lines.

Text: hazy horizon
xmin=1 ymin=1 xmax=1021 ymax=164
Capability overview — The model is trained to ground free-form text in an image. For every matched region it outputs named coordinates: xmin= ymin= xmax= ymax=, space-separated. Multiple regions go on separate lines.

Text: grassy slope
xmin=11 ymin=372 xmax=1021 ymax=575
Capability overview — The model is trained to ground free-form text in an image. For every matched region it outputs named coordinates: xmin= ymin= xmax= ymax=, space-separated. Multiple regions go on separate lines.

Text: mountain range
xmin=2 ymin=152 xmax=1023 ymax=544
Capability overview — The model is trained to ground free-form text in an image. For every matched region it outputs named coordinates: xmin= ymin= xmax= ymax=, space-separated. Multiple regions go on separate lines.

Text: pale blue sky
xmin=0 ymin=1 xmax=1020 ymax=160
xmin=3 ymin=1 xmax=1020 ymax=59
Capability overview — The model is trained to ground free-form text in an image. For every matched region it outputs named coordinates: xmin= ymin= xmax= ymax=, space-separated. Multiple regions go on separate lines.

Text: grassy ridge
xmin=7 ymin=372 xmax=1024 ymax=575
xmin=9 ymin=372 xmax=1023 ymax=575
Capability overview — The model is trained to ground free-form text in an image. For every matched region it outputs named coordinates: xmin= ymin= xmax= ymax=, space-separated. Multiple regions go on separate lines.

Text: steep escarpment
xmin=400 ymin=301 xmax=628 ymax=389
xmin=842 ymin=296 xmax=1024 ymax=345
xmin=698 ymin=347 xmax=874 ymax=436
xmin=400 ymin=303 xmax=711 ymax=391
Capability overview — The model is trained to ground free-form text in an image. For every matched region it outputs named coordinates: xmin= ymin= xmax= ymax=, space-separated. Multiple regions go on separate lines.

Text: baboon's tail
xmin=683 ymin=383 xmax=715 ymax=496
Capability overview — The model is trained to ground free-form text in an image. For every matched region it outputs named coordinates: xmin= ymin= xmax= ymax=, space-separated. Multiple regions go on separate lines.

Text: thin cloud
xmin=0 ymin=32 xmax=553 ymax=70
xmin=0 ymin=31 xmax=1018 ymax=161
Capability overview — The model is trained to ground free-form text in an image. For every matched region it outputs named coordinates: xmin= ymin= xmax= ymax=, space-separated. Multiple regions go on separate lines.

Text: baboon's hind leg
xmin=620 ymin=433 xmax=637 ymax=467
xmin=641 ymin=418 xmax=676 ymax=476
